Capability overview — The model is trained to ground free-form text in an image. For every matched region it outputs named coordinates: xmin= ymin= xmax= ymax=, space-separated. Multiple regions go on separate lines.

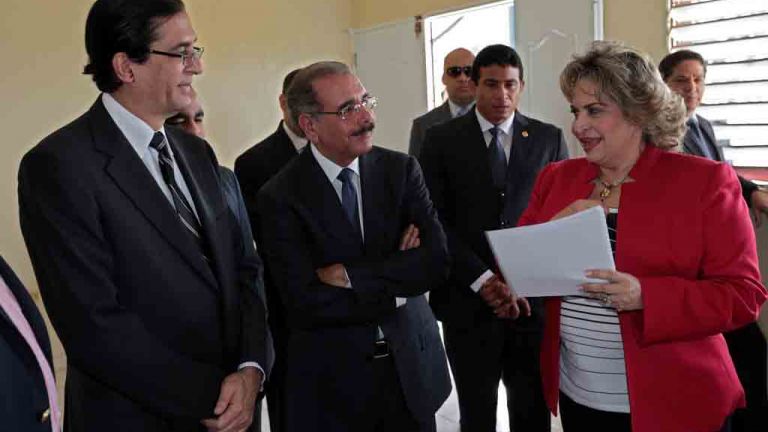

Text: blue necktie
xmin=488 ymin=126 xmax=507 ymax=189
xmin=337 ymin=168 xmax=362 ymax=241
xmin=687 ymin=118 xmax=715 ymax=160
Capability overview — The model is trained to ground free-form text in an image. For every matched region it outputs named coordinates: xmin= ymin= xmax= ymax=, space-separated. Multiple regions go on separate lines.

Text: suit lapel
xmin=89 ymin=100 xmax=218 ymax=288
xmin=682 ymin=125 xmax=703 ymax=157
xmin=697 ymin=115 xmax=724 ymax=161
xmin=297 ymin=149 xmax=363 ymax=252
xmin=462 ymin=110 xmax=496 ymax=189
xmin=359 ymin=150 xmax=388 ymax=254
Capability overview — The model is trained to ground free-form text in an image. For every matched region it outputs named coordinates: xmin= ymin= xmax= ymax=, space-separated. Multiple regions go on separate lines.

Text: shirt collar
xmin=102 ymin=93 xmax=167 ymax=155
xmin=475 ymin=109 xmax=515 ymax=137
xmin=448 ymin=99 xmax=475 ymax=118
xmin=310 ymin=143 xmax=360 ymax=185
xmin=282 ymin=120 xmax=307 ymax=152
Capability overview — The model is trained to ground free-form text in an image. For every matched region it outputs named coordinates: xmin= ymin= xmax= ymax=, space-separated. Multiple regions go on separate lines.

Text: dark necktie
xmin=687 ymin=118 xmax=715 ymax=160
xmin=149 ymin=132 xmax=209 ymax=261
xmin=488 ymin=126 xmax=507 ymax=189
xmin=337 ymin=168 xmax=362 ymax=242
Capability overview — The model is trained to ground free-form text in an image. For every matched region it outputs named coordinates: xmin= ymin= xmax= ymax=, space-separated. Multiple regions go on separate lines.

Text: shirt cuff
xmin=343 ymin=267 xmax=352 ymax=289
xmin=238 ymin=362 xmax=265 ymax=391
xmin=470 ymin=270 xmax=495 ymax=293
xmin=395 ymin=297 xmax=407 ymax=308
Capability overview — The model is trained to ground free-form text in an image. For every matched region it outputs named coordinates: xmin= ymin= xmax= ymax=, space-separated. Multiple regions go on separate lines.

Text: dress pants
xmin=370 ymin=350 xmax=433 ymax=432
xmin=444 ymin=319 xmax=549 ymax=432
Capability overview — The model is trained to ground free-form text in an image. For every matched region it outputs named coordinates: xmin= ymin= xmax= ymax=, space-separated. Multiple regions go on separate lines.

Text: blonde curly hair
xmin=560 ymin=41 xmax=687 ymax=149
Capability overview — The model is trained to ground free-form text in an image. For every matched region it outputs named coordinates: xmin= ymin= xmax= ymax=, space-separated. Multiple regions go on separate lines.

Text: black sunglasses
xmin=446 ymin=66 xmax=472 ymax=78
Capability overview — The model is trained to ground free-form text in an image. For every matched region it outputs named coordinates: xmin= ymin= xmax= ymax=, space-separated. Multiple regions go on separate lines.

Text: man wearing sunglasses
xmin=409 ymin=48 xmax=476 ymax=157
xmin=256 ymin=61 xmax=451 ymax=432
xmin=18 ymin=1 xmax=269 ymax=431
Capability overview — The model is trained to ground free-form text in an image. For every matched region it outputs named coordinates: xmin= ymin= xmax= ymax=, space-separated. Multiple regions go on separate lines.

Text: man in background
xmin=166 ymin=94 xmax=272 ymax=432
xmin=234 ymin=67 xmax=306 ymax=432
xmin=408 ymin=47 xmax=476 ymax=157
xmin=420 ymin=44 xmax=568 ymax=432
xmin=660 ymin=49 xmax=768 ymax=432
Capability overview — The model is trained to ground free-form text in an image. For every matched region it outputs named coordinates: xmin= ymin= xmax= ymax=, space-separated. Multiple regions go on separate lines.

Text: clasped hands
xmin=316 ymin=224 xmax=421 ymax=287
xmin=201 ymin=367 xmax=263 ymax=432
xmin=479 ymin=274 xmax=531 ymax=319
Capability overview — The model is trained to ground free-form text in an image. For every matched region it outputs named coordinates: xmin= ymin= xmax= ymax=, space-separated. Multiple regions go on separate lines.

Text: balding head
xmin=442 ymin=48 xmax=476 ymax=106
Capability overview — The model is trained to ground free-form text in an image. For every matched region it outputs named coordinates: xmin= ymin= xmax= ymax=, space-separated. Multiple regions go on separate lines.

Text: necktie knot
xmin=337 ymin=167 xmax=355 ymax=184
xmin=489 ymin=126 xmax=500 ymax=139
xmin=149 ymin=131 xmax=167 ymax=153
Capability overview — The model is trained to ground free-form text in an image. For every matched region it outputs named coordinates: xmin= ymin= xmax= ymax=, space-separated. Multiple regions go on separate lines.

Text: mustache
xmin=351 ymin=123 xmax=375 ymax=136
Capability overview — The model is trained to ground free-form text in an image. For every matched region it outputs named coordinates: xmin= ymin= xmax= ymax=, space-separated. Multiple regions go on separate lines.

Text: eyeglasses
xmin=149 ymin=46 xmax=205 ymax=67
xmin=313 ymin=96 xmax=378 ymax=121
xmin=446 ymin=66 xmax=472 ymax=78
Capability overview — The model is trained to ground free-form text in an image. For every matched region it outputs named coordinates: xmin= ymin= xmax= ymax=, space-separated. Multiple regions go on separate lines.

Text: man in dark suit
xmin=257 ymin=61 xmax=451 ymax=432
xmin=166 ymin=95 xmax=272 ymax=432
xmin=420 ymin=44 xmax=568 ymax=432
xmin=234 ymin=68 xmax=305 ymax=432
xmin=18 ymin=1 xmax=268 ymax=431
xmin=660 ymin=49 xmax=768 ymax=432
xmin=0 ymin=255 xmax=60 ymax=432
xmin=409 ymin=48 xmax=476 ymax=157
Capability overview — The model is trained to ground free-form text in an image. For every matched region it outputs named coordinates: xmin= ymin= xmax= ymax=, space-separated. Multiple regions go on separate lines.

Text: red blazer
xmin=518 ymin=145 xmax=767 ymax=432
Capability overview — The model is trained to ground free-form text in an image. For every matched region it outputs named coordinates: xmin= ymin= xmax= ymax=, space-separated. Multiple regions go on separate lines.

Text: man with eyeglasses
xmin=420 ymin=44 xmax=568 ymax=432
xmin=18 ymin=1 xmax=269 ymax=431
xmin=256 ymin=61 xmax=451 ymax=432
xmin=408 ymin=47 xmax=476 ymax=157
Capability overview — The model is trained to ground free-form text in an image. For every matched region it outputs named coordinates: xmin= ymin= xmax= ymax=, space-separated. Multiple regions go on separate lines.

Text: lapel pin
xmin=522 ymin=130 xmax=529 ymax=138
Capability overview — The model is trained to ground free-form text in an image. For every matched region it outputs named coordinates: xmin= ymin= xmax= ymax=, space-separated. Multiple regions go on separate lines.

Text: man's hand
xmin=750 ymin=189 xmax=768 ymax=227
xmin=316 ymin=263 xmax=349 ymax=288
xmin=399 ymin=223 xmax=420 ymax=250
xmin=201 ymin=367 xmax=262 ymax=432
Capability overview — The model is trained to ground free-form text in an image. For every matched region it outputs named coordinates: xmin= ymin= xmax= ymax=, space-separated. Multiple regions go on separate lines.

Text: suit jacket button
xmin=39 ymin=408 xmax=51 ymax=423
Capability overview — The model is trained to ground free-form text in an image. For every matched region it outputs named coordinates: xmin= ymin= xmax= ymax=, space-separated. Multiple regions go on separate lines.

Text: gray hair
xmin=560 ymin=41 xmax=687 ymax=149
xmin=285 ymin=61 xmax=352 ymax=129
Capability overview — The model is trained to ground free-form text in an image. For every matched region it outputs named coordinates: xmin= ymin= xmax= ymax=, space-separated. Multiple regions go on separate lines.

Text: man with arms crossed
xmin=19 ymin=1 xmax=268 ymax=430
xmin=257 ymin=61 xmax=451 ymax=432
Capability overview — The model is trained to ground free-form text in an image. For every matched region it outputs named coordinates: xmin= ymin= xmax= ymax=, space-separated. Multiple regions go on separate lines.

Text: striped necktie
xmin=149 ymin=132 xmax=210 ymax=261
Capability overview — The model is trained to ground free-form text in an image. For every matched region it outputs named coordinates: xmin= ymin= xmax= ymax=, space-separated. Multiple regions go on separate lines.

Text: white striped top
xmin=559 ymin=209 xmax=630 ymax=413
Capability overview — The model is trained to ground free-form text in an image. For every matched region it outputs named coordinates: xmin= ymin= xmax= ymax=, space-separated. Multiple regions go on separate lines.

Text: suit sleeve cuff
xmin=470 ymin=270 xmax=494 ymax=293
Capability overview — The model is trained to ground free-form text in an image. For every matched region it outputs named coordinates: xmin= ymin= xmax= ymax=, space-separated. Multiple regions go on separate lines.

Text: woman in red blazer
xmin=516 ymin=42 xmax=767 ymax=432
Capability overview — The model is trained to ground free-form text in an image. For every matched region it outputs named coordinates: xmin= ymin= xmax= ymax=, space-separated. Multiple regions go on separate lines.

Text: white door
xmin=351 ymin=0 xmax=602 ymax=157
xmin=352 ymin=18 xmax=427 ymax=154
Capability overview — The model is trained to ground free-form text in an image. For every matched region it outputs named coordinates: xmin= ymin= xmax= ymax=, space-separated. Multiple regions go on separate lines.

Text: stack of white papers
xmin=485 ymin=206 xmax=615 ymax=297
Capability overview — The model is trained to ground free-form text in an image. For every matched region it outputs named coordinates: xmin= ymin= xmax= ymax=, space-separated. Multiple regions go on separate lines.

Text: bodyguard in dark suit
xmin=409 ymin=48 xmax=476 ymax=158
xmin=420 ymin=44 xmax=568 ymax=432
xmin=257 ymin=61 xmax=451 ymax=432
xmin=18 ymin=1 xmax=268 ymax=431
xmin=660 ymin=49 xmax=768 ymax=432
xmin=0 ymin=255 xmax=60 ymax=432
xmin=235 ymin=68 xmax=306 ymax=432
